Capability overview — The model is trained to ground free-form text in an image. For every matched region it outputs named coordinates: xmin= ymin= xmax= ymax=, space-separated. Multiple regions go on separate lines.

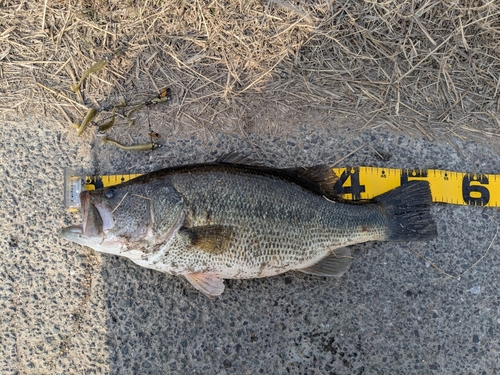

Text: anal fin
xmin=185 ymin=273 xmax=225 ymax=297
xmin=298 ymin=247 xmax=352 ymax=277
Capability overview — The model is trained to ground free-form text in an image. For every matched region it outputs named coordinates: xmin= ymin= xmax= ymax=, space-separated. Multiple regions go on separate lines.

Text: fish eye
xmin=105 ymin=187 xmax=117 ymax=199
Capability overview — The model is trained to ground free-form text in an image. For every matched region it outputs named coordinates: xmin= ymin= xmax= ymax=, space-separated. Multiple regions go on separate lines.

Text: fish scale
xmin=61 ymin=157 xmax=437 ymax=297
xmin=163 ymin=170 xmax=376 ymax=273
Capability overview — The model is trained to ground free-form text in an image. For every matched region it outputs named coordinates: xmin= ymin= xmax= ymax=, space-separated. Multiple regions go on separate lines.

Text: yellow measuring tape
xmin=330 ymin=167 xmax=495 ymax=206
xmin=64 ymin=167 xmax=498 ymax=212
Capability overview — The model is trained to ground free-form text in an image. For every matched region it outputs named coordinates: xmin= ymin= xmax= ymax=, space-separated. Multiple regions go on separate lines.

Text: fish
xmin=97 ymin=100 xmax=127 ymax=133
xmin=61 ymin=154 xmax=437 ymax=297
xmin=71 ymin=57 xmax=108 ymax=93
xmin=76 ymin=108 xmax=98 ymax=137
xmin=101 ymin=136 xmax=161 ymax=151
xmin=96 ymin=107 xmax=117 ymax=134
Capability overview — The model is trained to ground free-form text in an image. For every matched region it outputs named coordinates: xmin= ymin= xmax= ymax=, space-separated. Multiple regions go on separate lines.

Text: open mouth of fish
xmin=65 ymin=191 xmax=115 ymax=237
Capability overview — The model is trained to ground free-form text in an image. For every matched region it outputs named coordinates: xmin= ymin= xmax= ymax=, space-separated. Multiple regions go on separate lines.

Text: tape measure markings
xmin=69 ymin=167 xmax=499 ymax=210
xmin=330 ymin=167 xmax=495 ymax=207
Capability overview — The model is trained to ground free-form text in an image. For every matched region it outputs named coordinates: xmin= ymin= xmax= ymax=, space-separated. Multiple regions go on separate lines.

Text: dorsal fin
xmin=216 ymin=153 xmax=338 ymax=199
xmin=215 ymin=152 xmax=263 ymax=166
xmin=285 ymin=165 xmax=339 ymax=199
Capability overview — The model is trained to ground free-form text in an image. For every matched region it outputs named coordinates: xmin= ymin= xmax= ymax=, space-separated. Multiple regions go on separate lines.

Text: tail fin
xmin=375 ymin=181 xmax=437 ymax=241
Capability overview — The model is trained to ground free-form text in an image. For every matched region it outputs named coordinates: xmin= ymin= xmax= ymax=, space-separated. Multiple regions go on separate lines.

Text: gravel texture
xmin=1 ymin=118 xmax=499 ymax=374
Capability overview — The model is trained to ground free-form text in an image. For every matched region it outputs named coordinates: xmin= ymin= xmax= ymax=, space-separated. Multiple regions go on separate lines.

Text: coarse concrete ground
xmin=1 ymin=117 xmax=500 ymax=374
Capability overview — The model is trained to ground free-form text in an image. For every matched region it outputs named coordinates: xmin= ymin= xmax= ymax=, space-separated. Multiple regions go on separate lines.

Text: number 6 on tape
xmin=331 ymin=167 xmax=498 ymax=207
xmin=64 ymin=167 xmax=500 ymax=212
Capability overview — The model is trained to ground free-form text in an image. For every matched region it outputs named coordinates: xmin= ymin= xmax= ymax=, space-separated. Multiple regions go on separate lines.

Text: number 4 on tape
xmin=79 ymin=167 xmax=498 ymax=208
xmin=331 ymin=167 xmax=497 ymax=207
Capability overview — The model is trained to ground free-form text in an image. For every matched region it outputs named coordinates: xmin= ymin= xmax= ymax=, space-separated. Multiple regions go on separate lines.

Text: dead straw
xmin=0 ymin=0 xmax=498 ymax=145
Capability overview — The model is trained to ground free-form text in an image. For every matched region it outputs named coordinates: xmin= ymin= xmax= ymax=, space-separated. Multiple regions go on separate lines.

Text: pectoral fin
xmin=180 ymin=225 xmax=233 ymax=254
xmin=298 ymin=247 xmax=352 ymax=277
xmin=185 ymin=273 xmax=225 ymax=297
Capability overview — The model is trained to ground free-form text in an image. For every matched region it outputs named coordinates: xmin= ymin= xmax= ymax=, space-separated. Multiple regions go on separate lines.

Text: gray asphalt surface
xmin=1 ymin=118 xmax=500 ymax=374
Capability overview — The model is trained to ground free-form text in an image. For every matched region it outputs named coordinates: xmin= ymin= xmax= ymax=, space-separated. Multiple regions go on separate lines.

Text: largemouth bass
xmin=61 ymin=154 xmax=437 ymax=297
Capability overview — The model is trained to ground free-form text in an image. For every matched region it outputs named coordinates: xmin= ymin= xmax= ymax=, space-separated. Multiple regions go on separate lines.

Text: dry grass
xmin=0 ymin=0 xmax=499 ymax=143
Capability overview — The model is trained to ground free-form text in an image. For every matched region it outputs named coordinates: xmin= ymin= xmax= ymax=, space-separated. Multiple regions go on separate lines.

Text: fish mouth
xmin=80 ymin=191 xmax=115 ymax=237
